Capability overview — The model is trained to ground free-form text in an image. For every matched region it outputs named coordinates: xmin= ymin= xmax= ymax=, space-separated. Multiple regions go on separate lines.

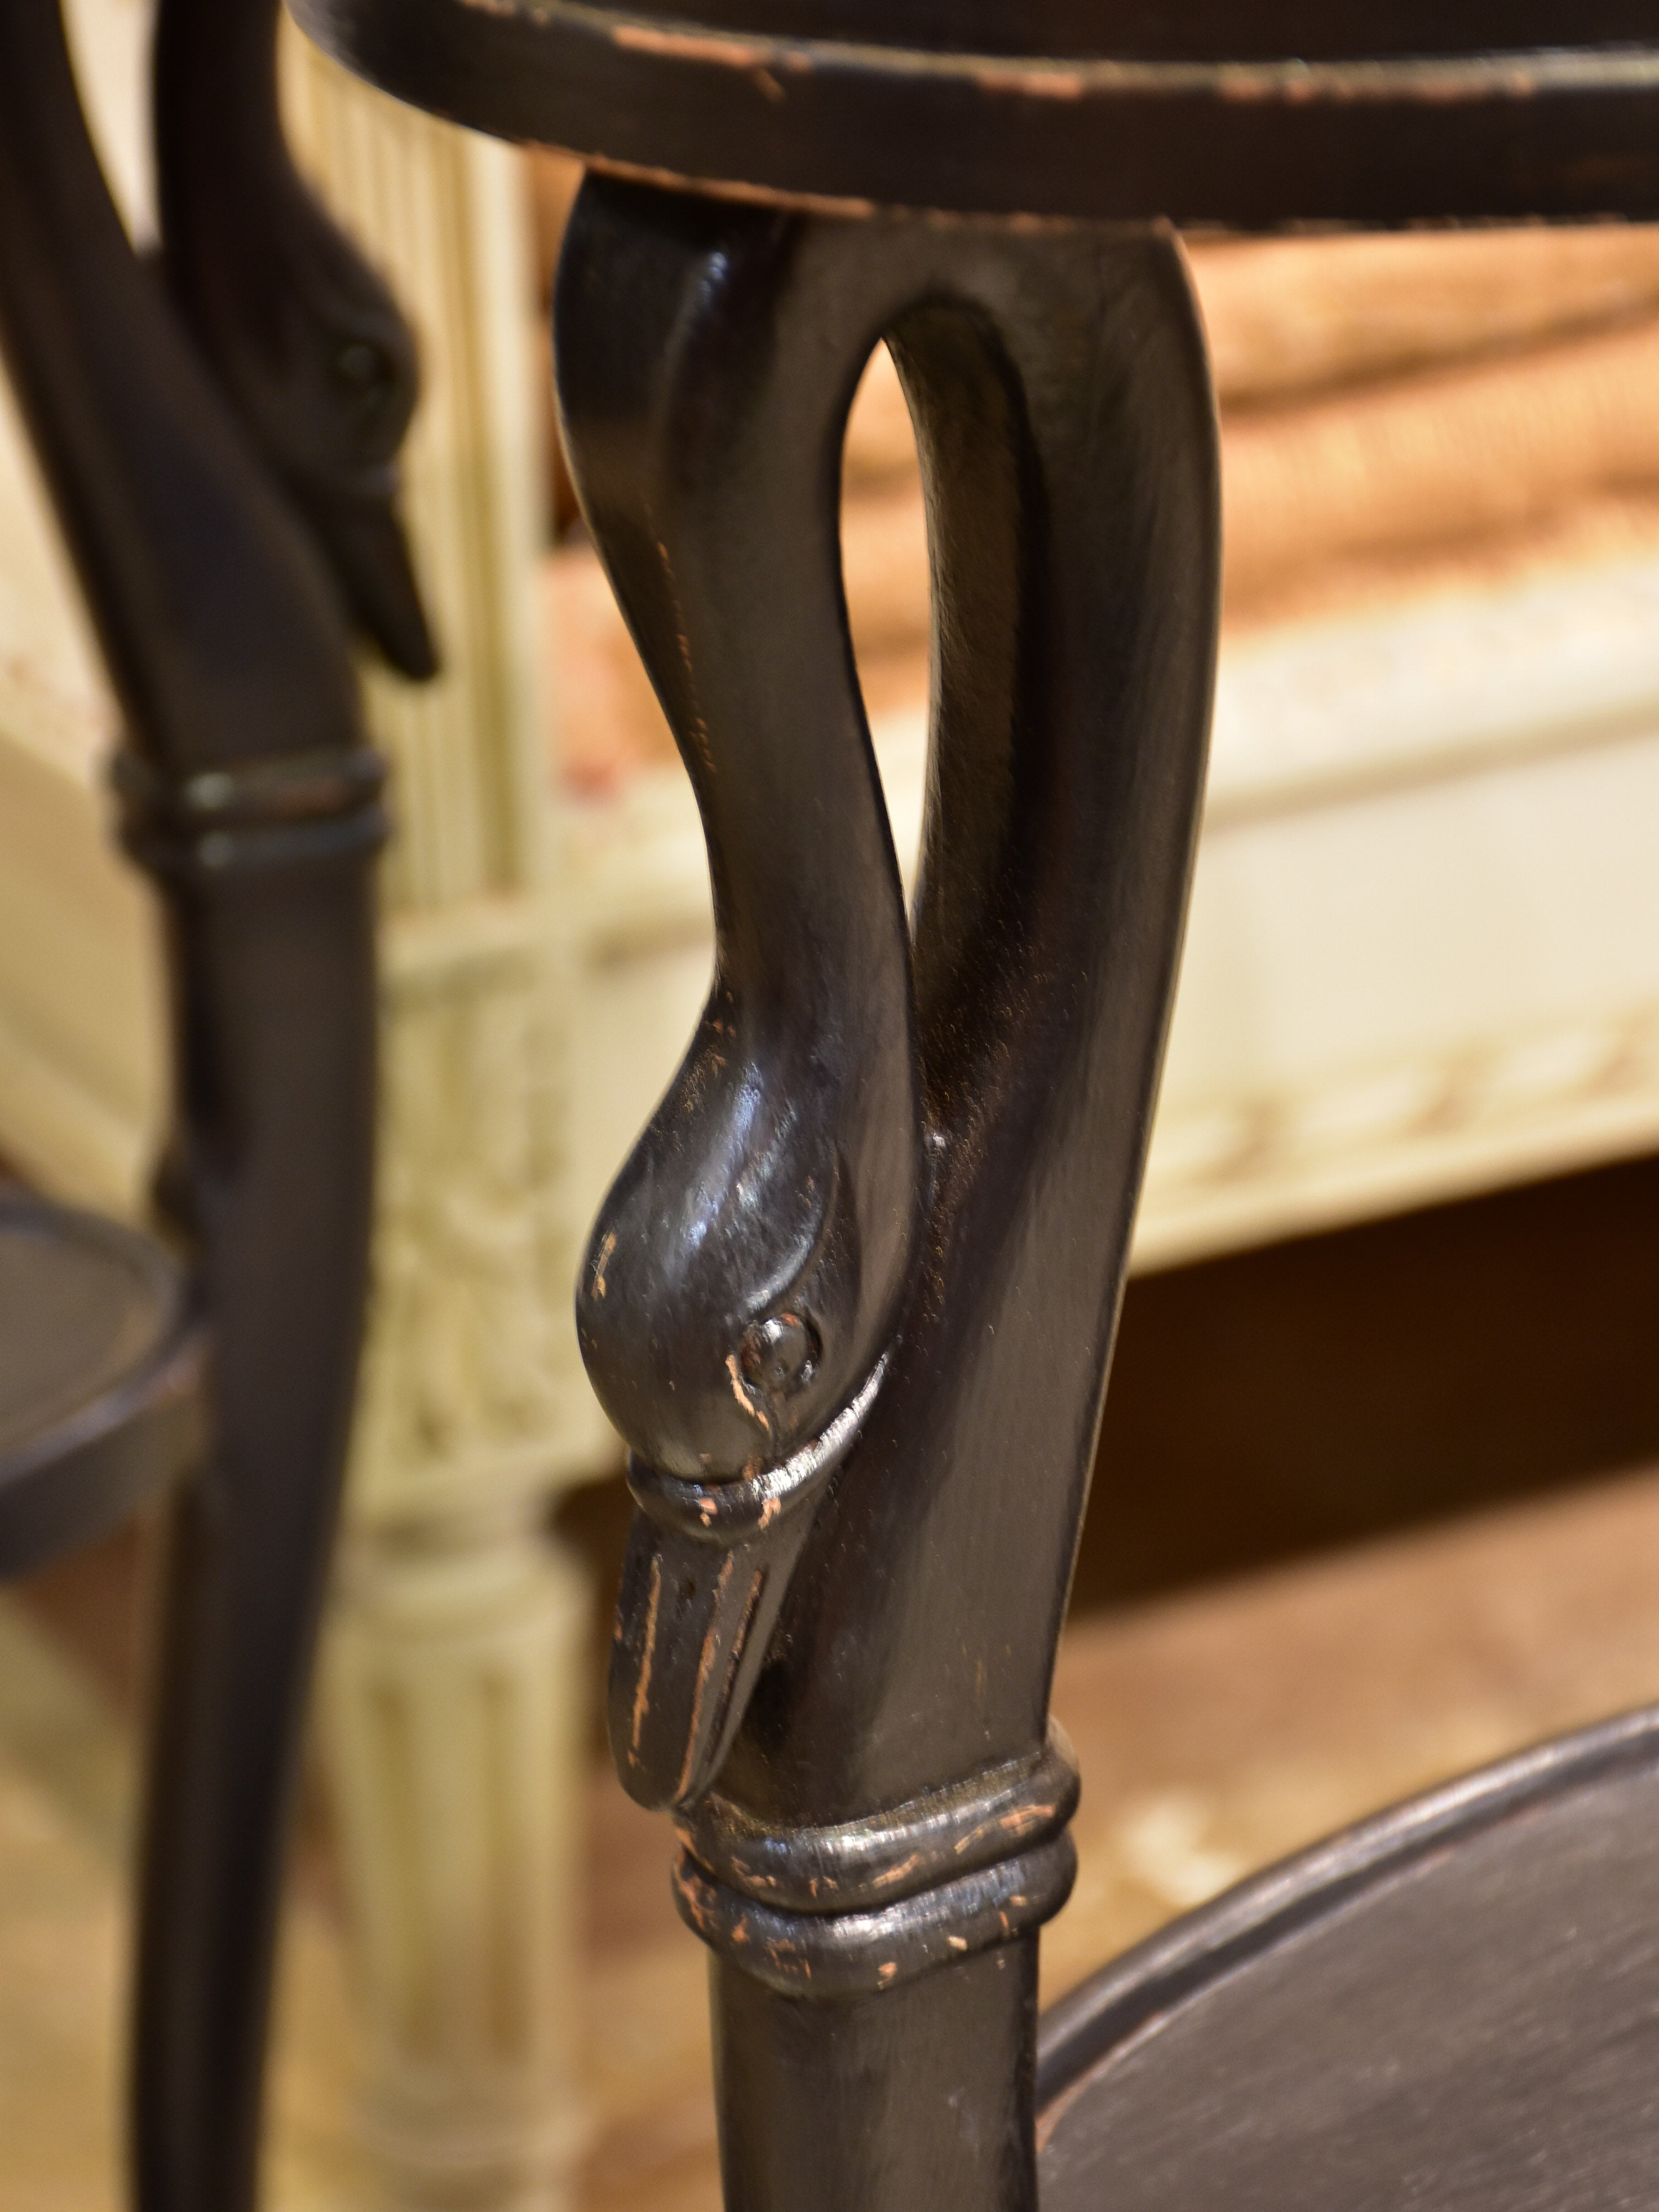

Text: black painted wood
xmin=557 ymin=175 xmax=1219 ymax=2212
xmin=516 ymin=2 xmax=1659 ymax=56
xmin=0 ymin=1197 xmax=204 ymax=1578
xmin=155 ymin=0 xmax=437 ymax=676
xmin=294 ymin=8 xmax=1659 ymax=2212
xmin=0 ymin=2 xmax=406 ymax=2207
xmin=1038 ymin=1707 xmax=1659 ymax=2210
xmin=295 ymin=0 xmax=1659 ymax=227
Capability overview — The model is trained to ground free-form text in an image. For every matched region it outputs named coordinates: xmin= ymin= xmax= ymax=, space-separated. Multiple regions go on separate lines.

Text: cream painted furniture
xmin=567 ymin=549 xmax=1659 ymax=1274
xmin=275 ymin=51 xmax=598 ymax=2208
xmin=7 ymin=16 xmax=1659 ymax=2212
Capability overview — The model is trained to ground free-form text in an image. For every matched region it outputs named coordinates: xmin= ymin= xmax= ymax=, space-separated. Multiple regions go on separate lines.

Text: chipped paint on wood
xmin=610 ymin=20 xmax=772 ymax=69
xmin=301 ymin=0 xmax=1659 ymax=226
xmin=582 ymin=152 xmax=880 ymax=223
xmin=675 ymin=1550 xmax=737 ymax=1801
xmin=972 ymin=63 xmax=1084 ymax=101
xmin=629 ymin=1549 xmax=663 ymax=1756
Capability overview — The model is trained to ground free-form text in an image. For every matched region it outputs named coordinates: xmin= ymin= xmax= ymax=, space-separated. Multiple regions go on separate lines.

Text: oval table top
xmin=293 ymin=2 xmax=1659 ymax=225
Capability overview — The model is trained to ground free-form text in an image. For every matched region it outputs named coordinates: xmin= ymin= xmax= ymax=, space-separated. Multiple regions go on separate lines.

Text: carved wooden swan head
xmin=154 ymin=0 xmax=437 ymax=679
xmin=576 ymin=995 xmax=916 ymax=1483
xmin=557 ymin=184 xmax=928 ymax=1803
xmin=561 ymin=189 xmax=925 ymax=1496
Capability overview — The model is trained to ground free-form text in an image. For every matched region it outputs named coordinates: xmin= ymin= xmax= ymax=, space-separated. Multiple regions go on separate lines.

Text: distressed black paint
xmin=556 ymin=176 xmax=1219 ymax=2210
xmin=298 ymin=0 xmax=1659 ymax=228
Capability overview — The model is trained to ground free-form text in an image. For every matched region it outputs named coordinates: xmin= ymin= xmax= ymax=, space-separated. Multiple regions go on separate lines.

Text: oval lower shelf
xmin=0 ymin=1193 xmax=205 ymax=1576
xmin=1038 ymin=1705 xmax=1659 ymax=2211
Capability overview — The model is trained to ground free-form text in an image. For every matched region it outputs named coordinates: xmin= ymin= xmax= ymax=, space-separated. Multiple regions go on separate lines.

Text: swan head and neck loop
xmin=556 ymin=186 xmax=1220 ymax=1992
xmin=559 ymin=184 xmax=928 ymax=1811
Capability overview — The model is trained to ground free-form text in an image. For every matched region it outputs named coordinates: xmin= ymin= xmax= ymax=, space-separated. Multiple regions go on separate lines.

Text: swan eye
xmin=738 ymin=1312 xmax=817 ymax=1399
xmin=332 ymin=339 xmax=398 ymax=430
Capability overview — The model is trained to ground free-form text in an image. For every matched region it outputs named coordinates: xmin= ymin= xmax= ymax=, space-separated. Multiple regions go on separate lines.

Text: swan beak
xmin=309 ymin=491 xmax=440 ymax=682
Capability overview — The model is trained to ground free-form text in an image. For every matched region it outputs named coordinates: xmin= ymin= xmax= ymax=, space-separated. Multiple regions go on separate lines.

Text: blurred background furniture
xmin=0 ymin=0 xmax=388 ymax=2203
xmin=0 ymin=5 xmax=591 ymax=2208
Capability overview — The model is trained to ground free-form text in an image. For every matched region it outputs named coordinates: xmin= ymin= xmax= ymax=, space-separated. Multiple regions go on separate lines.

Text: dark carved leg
xmin=0 ymin=4 xmax=384 ymax=2208
xmin=126 ymin=823 xmax=380 ymax=2212
xmin=153 ymin=0 xmax=437 ymax=678
xmin=557 ymin=178 xmax=1220 ymax=2212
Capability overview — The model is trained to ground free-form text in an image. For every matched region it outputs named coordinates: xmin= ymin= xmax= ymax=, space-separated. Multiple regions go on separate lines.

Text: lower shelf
xmin=0 ymin=1195 xmax=202 ymax=1575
